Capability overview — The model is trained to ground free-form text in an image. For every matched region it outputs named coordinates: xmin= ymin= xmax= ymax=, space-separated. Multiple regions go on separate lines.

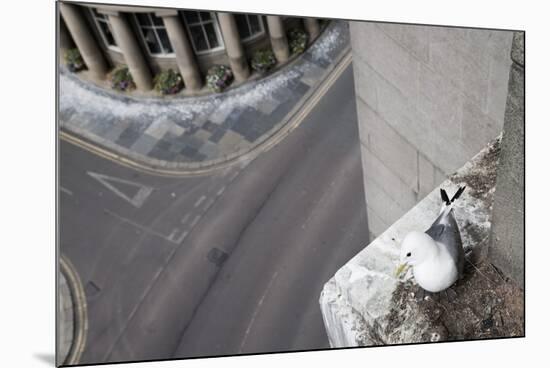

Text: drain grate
xmin=207 ymin=248 xmax=229 ymax=267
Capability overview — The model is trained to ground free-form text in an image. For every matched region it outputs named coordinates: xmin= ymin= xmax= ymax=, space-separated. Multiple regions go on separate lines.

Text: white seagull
xmin=396 ymin=186 xmax=466 ymax=294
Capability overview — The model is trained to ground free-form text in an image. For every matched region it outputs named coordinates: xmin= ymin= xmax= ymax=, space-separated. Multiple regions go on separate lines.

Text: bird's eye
xmin=406 ymin=252 xmax=411 ymax=257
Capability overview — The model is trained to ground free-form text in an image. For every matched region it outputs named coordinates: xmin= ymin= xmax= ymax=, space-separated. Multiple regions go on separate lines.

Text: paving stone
xmin=131 ymin=134 xmax=158 ymax=155
xmin=116 ymin=128 xmax=142 ymax=148
xmin=208 ymin=128 xmax=226 ymax=143
xmin=59 ymin=20 xmax=350 ymax=166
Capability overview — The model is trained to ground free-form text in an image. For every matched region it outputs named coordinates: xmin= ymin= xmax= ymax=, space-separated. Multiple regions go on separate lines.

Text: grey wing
xmin=425 ymin=210 xmax=465 ymax=276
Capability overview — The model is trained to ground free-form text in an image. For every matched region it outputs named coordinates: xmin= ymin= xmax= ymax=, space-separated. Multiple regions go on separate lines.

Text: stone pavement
xmin=58 ymin=270 xmax=74 ymax=365
xmin=59 ymin=21 xmax=350 ymax=170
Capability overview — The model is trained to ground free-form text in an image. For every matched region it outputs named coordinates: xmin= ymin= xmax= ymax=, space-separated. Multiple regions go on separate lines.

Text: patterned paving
xmin=60 ymin=21 xmax=350 ymax=165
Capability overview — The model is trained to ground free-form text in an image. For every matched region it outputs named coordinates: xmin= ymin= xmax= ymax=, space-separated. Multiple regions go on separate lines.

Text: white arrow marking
xmin=87 ymin=171 xmax=153 ymax=208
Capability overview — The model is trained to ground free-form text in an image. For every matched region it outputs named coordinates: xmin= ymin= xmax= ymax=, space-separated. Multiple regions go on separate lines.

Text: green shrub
xmin=287 ymin=28 xmax=308 ymax=55
xmin=64 ymin=48 xmax=85 ymax=72
xmin=250 ymin=49 xmax=277 ymax=73
xmin=110 ymin=66 xmax=135 ymax=92
xmin=206 ymin=65 xmax=234 ymax=93
xmin=154 ymin=69 xmax=184 ymax=95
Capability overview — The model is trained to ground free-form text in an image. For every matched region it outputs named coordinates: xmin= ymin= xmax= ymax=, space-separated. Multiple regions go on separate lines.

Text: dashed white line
xmin=216 ymin=186 xmax=226 ymax=196
xmin=194 ymin=195 xmax=206 ymax=208
xmin=167 ymin=227 xmax=179 ymax=241
xmin=190 ymin=215 xmax=201 ymax=228
xmin=175 ymin=230 xmax=188 ymax=244
xmin=204 ymin=198 xmax=215 ymax=209
xmin=180 ymin=213 xmax=191 ymax=224
xmin=60 ymin=186 xmax=73 ymax=196
xmin=239 ymin=271 xmax=279 ymax=353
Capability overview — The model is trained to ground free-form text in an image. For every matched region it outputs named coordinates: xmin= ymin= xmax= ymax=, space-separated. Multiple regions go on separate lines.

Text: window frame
xmin=133 ymin=13 xmax=175 ymax=58
xmin=234 ymin=14 xmax=265 ymax=43
xmin=90 ymin=8 xmax=120 ymax=52
xmin=180 ymin=11 xmax=225 ymax=55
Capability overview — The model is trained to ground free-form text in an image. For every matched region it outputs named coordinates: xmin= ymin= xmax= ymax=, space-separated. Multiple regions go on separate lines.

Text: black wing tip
xmin=440 ymin=188 xmax=451 ymax=205
xmin=440 ymin=186 xmax=466 ymax=205
xmin=451 ymin=186 xmax=466 ymax=202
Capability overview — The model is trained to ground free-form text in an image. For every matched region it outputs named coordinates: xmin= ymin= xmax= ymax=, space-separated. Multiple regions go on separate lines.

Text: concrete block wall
xmin=350 ymin=21 xmax=514 ymax=238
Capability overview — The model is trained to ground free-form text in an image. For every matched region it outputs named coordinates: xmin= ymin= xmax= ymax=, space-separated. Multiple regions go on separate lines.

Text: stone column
xmin=158 ymin=11 xmax=202 ymax=91
xmin=488 ymin=32 xmax=525 ymax=288
xmin=304 ymin=18 xmax=320 ymax=40
xmin=217 ymin=13 xmax=250 ymax=82
xmin=266 ymin=16 xmax=289 ymax=63
xmin=106 ymin=11 xmax=153 ymax=91
xmin=59 ymin=3 xmax=108 ymax=79
xmin=59 ymin=17 xmax=75 ymax=55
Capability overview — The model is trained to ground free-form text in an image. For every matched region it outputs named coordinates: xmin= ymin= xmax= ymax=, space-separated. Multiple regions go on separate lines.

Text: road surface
xmin=59 ymin=64 xmax=369 ymax=364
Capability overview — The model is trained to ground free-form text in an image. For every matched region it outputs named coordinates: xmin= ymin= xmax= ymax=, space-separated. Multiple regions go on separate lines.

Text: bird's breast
xmin=413 ymin=258 xmax=458 ymax=293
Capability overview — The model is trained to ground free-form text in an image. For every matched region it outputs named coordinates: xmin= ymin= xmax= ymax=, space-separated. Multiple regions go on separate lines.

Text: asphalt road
xmin=59 ymin=64 xmax=369 ymax=364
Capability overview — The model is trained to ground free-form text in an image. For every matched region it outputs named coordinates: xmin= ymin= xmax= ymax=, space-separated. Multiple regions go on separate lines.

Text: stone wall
xmin=320 ymin=139 xmax=524 ymax=347
xmin=350 ymin=21 xmax=514 ymax=239
xmin=488 ymin=32 xmax=525 ymax=288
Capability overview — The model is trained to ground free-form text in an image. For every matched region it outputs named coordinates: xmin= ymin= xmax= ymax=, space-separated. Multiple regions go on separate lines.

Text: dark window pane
xmin=235 ymin=15 xmax=250 ymax=39
xmin=151 ymin=14 xmax=164 ymax=26
xmin=189 ymin=25 xmax=207 ymax=51
xmin=136 ymin=13 xmax=151 ymax=26
xmin=157 ymin=29 xmax=173 ymax=53
xmin=99 ymin=22 xmax=116 ymax=46
xmin=204 ymin=23 xmax=219 ymax=48
xmin=200 ymin=12 xmax=211 ymax=21
xmin=249 ymin=15 xmax=261 ymax=34
xmin=93 ymin=9 xmax=106 ymax=20
xmin=143 ymin=28 xmax=161 ymax=53
xmin=183 ymin=11 xmax=199 ymax=24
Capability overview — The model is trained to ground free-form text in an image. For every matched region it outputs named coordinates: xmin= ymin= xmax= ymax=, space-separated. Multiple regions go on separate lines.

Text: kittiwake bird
xmin=395 ymin=186 xmax=467 ymax=295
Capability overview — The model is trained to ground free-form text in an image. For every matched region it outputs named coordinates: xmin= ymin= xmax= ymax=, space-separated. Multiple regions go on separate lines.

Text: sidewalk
xmin=59 ymin=21 xmax=350 ymax=172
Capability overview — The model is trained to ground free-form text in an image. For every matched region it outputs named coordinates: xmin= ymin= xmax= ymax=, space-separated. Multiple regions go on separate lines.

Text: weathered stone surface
xmin=357 ymin=101 xmax=418 ymax=190
xmin=511 ymin=32 xmax=525 ymax=67
xmin=320 ymin=139 xmax=525 ymax=347
xmin=350 ymin=22 xmax=513 ymax=240
xmin=489 ymin=42 xmax=524 ymax=288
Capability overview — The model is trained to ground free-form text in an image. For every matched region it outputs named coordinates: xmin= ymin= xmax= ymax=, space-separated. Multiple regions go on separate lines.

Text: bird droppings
xmin=451 ymin=136 xmax=501 ymax=205
xmin=320 ymin=137 xmax=523 ymax=348
xmin=385 ymin=261 xmax=523 ymax=344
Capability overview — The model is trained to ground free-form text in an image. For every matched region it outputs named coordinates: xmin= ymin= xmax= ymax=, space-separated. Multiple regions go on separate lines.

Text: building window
xmin=134 ymin=13 xmax=174 ymax=56
xmin=181 ymin=11 xmax=224 ymax=54
xmin=235 ymin=14 xmax=264 ymax=42
xmin=90 ymin=9 xmax=118 ymax=49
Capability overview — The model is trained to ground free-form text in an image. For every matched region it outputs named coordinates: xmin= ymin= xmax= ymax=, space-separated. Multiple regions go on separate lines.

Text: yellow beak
xmin=395 ymin=263 xmax=409 ymax=277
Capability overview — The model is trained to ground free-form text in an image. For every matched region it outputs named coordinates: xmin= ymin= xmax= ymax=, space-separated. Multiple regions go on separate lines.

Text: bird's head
xmin=395 ymin=231 xmax=438 ymax=277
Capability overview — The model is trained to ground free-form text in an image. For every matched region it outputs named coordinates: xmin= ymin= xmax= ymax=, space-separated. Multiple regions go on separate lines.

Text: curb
xmin=61 ymin=45 xmax=352 ymax=177
xmin=59 ymin=255 xmax=88 ymax=366
xmin=62 ymin=48 xmax=352 ymax=178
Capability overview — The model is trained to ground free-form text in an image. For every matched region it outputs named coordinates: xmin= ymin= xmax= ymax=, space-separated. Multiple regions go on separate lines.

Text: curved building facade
xmin=59 ymin=2 xmax=323 ymax=93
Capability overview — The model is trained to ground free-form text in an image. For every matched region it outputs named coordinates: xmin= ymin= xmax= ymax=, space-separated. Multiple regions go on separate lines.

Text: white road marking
xmin=167 ymin=228 xmax=179 ymax=242
xmin=180 ymin=213 xmax=191 ymax=224
xmin=175 ymin=230 xmax=188 ymax=244
xmin=216 ymin=186 xmax=226 ymax=196
xmin=88 ymin=171 xmax=153 ymax=208
xmin=60 ymin=186 xmax=73 ymax=196
xmin=194 ymin=195 xmax=206 ymax=208
xmin=204 ymin=198 xmax=215 ymax=210
xmin=190 ymin=215 xmax=201 ymax=228
xmin=229 ymin=171 xmax=240 ymax=181
xmin=103 ymin=209 xmax=177 ymax=244
xmin=239 ymin=271 xmax=279 ymax=353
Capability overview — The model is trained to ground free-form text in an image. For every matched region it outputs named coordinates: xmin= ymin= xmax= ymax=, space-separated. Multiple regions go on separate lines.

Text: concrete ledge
xmin=320 ymin=137 xmax=524 ymax=347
